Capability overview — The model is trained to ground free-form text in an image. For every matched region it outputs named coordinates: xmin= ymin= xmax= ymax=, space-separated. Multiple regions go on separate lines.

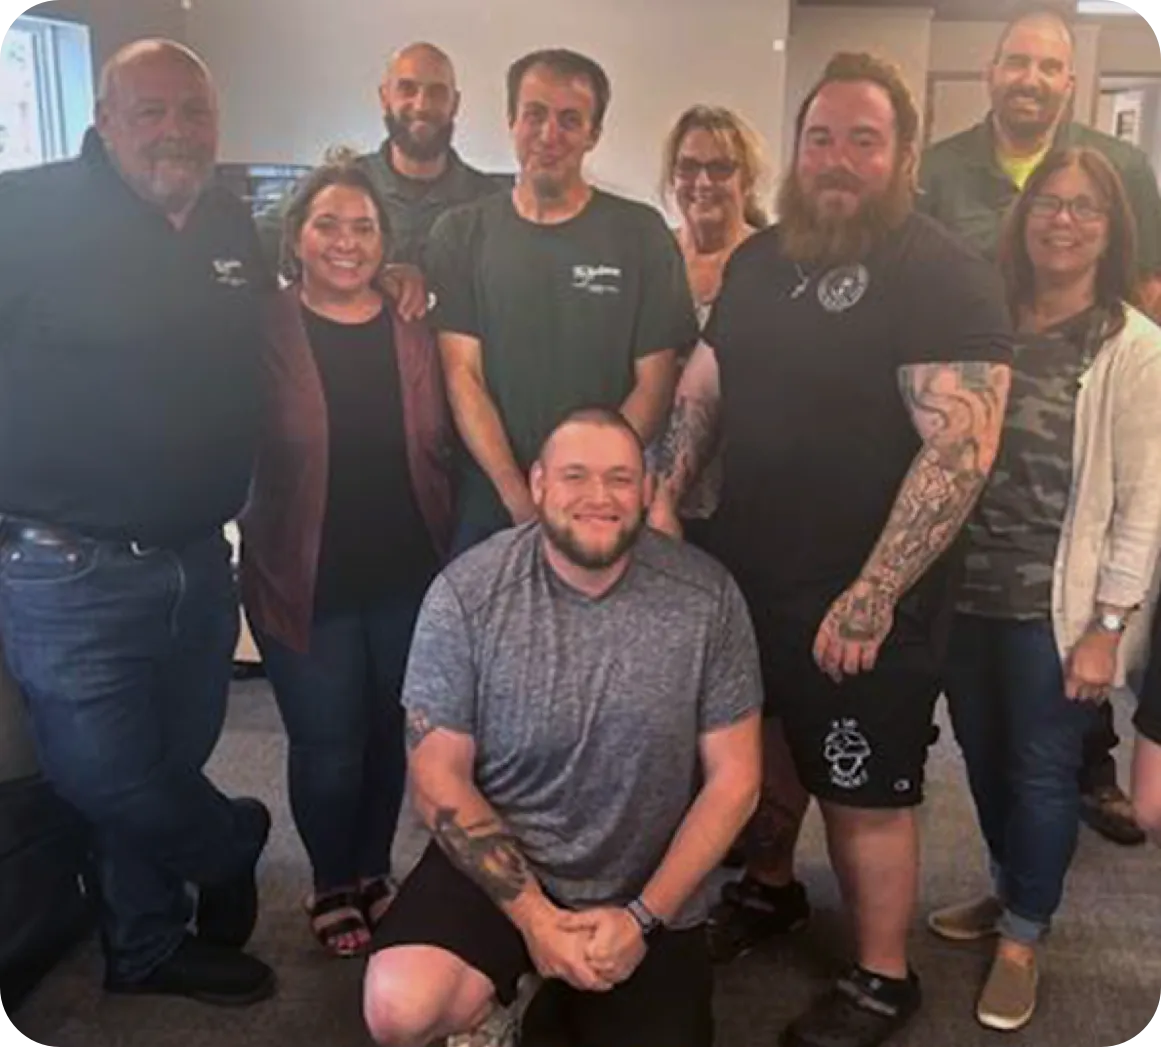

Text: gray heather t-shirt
xmin=402 ymin=523 xmax=762 ymax=927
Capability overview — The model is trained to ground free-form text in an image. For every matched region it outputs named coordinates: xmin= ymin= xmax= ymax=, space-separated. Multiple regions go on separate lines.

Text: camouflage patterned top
xmin=958 ymin=307 xmax=1109 ymax=619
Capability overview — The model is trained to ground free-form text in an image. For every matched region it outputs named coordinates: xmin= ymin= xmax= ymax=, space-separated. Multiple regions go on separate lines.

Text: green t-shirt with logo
xmin=426 ymin=188 xmax=699 ymax=532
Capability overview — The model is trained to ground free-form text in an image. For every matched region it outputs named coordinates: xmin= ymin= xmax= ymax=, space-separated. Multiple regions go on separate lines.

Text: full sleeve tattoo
xmin=653 ymin=342 xmax=722 ymax=503
xmin=860 ymin=360 xmax=1010 ymax=602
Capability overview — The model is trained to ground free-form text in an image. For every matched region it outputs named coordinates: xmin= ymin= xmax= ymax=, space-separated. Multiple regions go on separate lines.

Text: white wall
xmin=184 ymin=0 xmax=791 ymax=209
xmin=1098 ymin=15 xmax=1161 ymax=74
xmin=783 ymin=4 xmax=933 ymax=162
xmin=30 ymin=0 xmax=187 ymax=79
xmin=928 ymin=19 xmax=1101 ymax=124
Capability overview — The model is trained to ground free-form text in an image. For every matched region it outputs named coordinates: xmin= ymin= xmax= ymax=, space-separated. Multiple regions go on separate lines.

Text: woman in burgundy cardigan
xmin=241 ymin=160 xmax=452 ymax=957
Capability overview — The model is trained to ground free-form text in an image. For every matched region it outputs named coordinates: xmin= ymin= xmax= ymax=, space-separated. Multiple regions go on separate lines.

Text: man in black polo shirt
xmin=360 ymin=41 xmax=507 ymax=266
xmin=0 ymin=40 xmax=274 ymax=1005
xmin=652 ymin=53 xmax=1012 ymax=1047
xmin=919 ymin=7 xmax=1161 ymax=846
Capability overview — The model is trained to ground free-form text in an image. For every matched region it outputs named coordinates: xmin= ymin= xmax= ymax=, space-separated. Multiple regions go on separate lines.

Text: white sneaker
xmin=445 ymin=974 xmax=540 ymax=1047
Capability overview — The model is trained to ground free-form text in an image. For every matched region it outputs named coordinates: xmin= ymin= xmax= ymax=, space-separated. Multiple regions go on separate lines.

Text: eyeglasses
xmin=1027 ymin=193 xmax=1108 ymax=224
xmin=673 ymin=157 xmax=739 ymax=183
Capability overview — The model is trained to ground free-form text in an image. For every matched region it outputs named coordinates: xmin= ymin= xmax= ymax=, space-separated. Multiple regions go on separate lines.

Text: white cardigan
xmin=1051 ymin=304 xmax=1161 ymax=683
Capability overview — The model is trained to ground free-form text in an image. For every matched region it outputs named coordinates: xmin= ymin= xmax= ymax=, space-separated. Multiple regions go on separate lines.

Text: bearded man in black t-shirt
xmin=651 ymin=52 xmax=1013 ymax=1047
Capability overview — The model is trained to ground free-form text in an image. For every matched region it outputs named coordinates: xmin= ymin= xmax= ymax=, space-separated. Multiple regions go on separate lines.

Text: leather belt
xmin=0 ymin=518 xmax=158 ymax=556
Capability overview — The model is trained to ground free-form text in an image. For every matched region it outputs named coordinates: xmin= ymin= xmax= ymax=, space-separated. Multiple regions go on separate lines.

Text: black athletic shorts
xmin=753 ymin=621 xmax=941 ymax=808
xmin=1134 ymin=608 xmax=1161 ymax=745
xmin=371 ymin=844 xmax=714 ymax=1047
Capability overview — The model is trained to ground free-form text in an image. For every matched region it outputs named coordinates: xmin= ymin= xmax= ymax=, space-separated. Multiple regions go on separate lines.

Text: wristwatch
xmin=1094 ymin=611 xmax=1129 ymax=635
xmin=626 ymin=897 xmax=663 ymax=941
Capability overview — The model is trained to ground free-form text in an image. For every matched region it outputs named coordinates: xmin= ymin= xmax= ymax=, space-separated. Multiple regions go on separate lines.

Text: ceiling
xmin=795 ymin=0 xmax=1088 ymax=17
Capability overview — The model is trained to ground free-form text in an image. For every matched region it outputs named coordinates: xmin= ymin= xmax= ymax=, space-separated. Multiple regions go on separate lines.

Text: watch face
xmin=1099 ymin=613 xmax=1126 ymax=633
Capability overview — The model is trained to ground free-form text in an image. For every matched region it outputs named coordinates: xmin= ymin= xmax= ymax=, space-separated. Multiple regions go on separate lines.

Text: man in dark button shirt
xmin=358 ymin=42 xmax=508 ymax=267
xmin=918 ymin=7 xmax=1160 ymax=847
xmin=0 ymin=39 xmax=274 ymax=1005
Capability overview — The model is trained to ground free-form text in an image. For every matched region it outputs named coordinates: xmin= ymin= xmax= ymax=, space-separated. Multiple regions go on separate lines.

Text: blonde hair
xmin=660 ymin=105 xmax=770 ymax=228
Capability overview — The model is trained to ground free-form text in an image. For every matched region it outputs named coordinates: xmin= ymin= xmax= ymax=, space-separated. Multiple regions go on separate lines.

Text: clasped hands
xmin=521 ymin=902 xmax=646 ymax=993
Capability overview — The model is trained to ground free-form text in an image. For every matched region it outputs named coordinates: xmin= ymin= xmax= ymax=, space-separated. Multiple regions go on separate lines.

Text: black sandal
xmin=359 ymin=876 xmax=396 ymax=932
xmin=305 ymin=889 xmax=370 ymax=958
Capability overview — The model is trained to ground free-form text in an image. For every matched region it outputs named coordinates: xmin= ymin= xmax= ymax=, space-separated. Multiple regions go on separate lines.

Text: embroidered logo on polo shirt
xmin=817 ymin=264 xmax=869 ymax=314
xmin=571 ymin=264 xmax=622 ymax=296
xmin=212 ymin=258 xmax=248 ymax=288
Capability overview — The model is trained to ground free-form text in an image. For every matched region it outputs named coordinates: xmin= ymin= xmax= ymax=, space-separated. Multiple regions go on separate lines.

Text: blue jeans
xmin=943 ymin=614 xmax=1099 ymax=943
xmin=255 ymin=592 xmax=423 ymax=892
xmin=0 ymin=525 xmax=266 ymax=981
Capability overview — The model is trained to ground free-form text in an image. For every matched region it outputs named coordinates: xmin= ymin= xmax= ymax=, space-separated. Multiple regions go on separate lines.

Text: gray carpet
xmin=10 ymin=683 xmax=1160 ymax=1047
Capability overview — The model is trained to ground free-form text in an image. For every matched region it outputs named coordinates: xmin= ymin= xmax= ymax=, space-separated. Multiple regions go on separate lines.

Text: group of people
xmin=1 ymin=7 xmax=1160 ymax=1047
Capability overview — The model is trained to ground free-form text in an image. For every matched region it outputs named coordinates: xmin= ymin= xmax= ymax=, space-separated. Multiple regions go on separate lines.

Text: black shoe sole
xmin=106 ymin=972 xmax=276 ymax=1007
xmin=709 ymin=913 xmax=811 ymax=965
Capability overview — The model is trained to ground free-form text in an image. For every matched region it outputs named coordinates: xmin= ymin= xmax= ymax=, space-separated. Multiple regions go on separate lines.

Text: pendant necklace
xmin=789 ymin=263 xmax=811 ymax=299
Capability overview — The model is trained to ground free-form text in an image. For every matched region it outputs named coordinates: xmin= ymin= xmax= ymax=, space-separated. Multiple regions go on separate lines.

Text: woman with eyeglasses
xmin=929 ymin=147 xmax=1161 ymax=1031
xmin=656 ymin=105 xmax=768 ymax=531
xmin=240 ymin=158 xmax=453 ymax=958
xmin=653 ymin=108 xmax=814 ymax=960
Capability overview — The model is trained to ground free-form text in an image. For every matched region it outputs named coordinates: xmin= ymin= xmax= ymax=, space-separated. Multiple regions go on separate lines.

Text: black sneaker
xmin=706 ymin=877 xmax=810 ymax=963
xmin=105 ymin=934 xmax=276 ymax=1007
xmin=781 ymin=966 xmax=921 ymax=1047
xmin=197 ymin=797 xmax=271 ymax=949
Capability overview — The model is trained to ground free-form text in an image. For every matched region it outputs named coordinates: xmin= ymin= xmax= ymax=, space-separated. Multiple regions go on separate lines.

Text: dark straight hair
xmin=506 ymin=49 xmax=611 ymax=134
xmin=997 ymin=146 xmax=1137 ymax=336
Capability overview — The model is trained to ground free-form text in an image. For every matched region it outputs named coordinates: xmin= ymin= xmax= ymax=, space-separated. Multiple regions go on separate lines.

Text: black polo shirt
xmin=0 ymin=130 xmax=271 ymax=547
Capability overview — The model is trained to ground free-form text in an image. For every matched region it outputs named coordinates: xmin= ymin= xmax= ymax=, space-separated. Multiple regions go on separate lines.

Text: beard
xmin=540 ymin=510 xmax=643 ymax=571
xmin=776 ymin=163 xmax=912 ymax=268
xmin=529 ymin=170 xmax=567 ymax=202
xmin=384 ymin=109 xmax=455 ymax=163
xmin=993 ymin=84 xmax=1067 ymax=143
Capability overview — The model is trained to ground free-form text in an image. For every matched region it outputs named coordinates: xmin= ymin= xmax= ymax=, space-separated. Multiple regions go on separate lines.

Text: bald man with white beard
xmin=0 ymin=39 xmax=274 ymax=1005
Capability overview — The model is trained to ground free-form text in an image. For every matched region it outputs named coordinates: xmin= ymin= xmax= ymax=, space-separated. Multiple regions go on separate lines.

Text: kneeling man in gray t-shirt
xmin=363 ymin=406 xmax=762 ymax=1047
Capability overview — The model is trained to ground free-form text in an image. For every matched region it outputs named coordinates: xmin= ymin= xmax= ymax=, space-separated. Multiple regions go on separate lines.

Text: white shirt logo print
xmin=212 ymin=258 xmax=248 ymax=288
xmin=817 ymin=263 xmax=869 ymax=313
xmin=571 ymin=264 xmax=622 ymax=296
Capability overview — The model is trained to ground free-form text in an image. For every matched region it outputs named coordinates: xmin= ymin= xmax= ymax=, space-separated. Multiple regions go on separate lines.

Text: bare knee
xmin=363 ymin=946 xmax=492 ymax=1047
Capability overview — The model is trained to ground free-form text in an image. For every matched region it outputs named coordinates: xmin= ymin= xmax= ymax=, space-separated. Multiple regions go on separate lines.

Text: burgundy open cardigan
xmin=240 ymin=285 xmax=454 ymax=654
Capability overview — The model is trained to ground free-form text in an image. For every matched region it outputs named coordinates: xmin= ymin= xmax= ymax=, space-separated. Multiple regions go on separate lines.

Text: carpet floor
xmin=9 ymin=683 xmax=1160 ymax=1047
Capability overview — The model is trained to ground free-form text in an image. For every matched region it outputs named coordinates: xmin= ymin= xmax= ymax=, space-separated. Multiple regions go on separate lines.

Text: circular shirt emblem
xmin=817 ymin=263 xmax=870 ymax=314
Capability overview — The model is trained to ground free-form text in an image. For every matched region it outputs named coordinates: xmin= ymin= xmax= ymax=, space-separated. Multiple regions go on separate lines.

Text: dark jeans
xmin=943 ymin=614 xmax=1099 ymax=943
xmin=255 ymin=591 xmax=423 ymax=892
xmin=0 ymin=524 xmax=266 ymax=981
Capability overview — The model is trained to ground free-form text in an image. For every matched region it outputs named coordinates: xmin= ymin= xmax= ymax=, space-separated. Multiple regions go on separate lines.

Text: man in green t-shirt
xmin=426 ymin=48 xmax=698 ymax=551
xmin=918 ymin=8 xmax=1161 ymax=849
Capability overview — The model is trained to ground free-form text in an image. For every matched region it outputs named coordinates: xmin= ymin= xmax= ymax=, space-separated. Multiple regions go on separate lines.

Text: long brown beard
xmin=776 ymin=166 xmax=912 ymax=268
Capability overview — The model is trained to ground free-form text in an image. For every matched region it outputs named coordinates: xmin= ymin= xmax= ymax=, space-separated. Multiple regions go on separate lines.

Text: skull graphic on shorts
xmin=823 ymin=719 xmax=872 ymax=790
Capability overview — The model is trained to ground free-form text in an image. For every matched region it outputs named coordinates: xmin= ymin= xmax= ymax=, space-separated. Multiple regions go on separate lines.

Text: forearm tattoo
xmin=654 ymin=395 xmax=720 ymax=495
xmin=405 ymin=710 xmax=436 ymax=752
xmin=857 ymin=360 xmax=1008 ymax=609
xmin=432 ymin=807 xmax=530 ymax=905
